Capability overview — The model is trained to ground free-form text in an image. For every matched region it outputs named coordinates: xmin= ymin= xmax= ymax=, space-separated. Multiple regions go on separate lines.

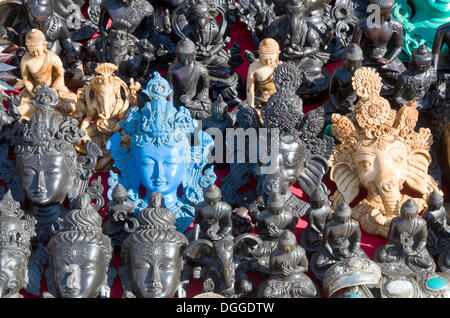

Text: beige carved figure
xmin=329 ymin=67 xmax=442 ymax=238
xmin=19 ymin=29 xmax=77 ymax=119
xmin=76 ymin=63 xmax=140 ymax=171
xmin=246 ymin=38 xmax=281 ymax=109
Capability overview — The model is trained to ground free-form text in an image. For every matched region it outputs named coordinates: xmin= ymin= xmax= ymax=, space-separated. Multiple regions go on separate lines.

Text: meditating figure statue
xmin=19 ymin=29 xmax=77 ymax=119
xmin=323 ymin=43 xmax=363 ymax=126
xmin=191 ymin=185 xmax=233 ymax=242
xmin=374 ymin=199 xmax=436 ymax=276
xmin=352 ymin=0 xmax=406 ymax=92
xmin=171 ymin=0 xmax=245 ymax=105
xmin=310 ymin=203 xmax=367 ymax=281
xmin=246 ymin=38 xmax=281 ymax=109
xmin=422 ymin=191 xmax=450 ymax=257
xmin=300 ymin=188 xmax=332 ymax=253
xmin=260 ymin=230 xmax=319 ymax=298
xmin=262 ymin=0 xmax=332 ymax=101
xmin=167 ymin=38 xmax=211 ymax=120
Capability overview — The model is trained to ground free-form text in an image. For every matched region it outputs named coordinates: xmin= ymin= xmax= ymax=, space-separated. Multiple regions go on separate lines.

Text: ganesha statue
xmin=75 ymin=63 xmax=140 ymax=171
xmin=329 ymin=67 xmax=442 ymax=238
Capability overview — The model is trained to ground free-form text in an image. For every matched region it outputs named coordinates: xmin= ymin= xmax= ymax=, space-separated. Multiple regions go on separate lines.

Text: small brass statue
xmin=19 ymin=29 xmax=77 ymax=119
xmin=76 ymin=63 xmax=140 ymax=171
xmin=246 ymin=38 xmax=281 ymax=109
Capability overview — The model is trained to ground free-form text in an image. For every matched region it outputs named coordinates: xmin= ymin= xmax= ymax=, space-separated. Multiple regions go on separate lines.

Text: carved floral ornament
xmin=330 ymin=68 xmax=432 ymax=157
xmin=329 ymin=67 xmax=442 ymax=237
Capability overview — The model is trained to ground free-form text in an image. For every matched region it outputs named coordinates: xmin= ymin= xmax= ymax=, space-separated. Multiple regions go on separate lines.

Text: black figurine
xmin=310 ymin=203 xmax=368 ymax=281
xmin=374 ymin=199 xmax=436 ymax=276
xmin=300 ymin=188 xmax=332 ymax=253
xmin=323 ymin=43 xmax=363 ymax=126
xmin=258 ymin=230 xmax=319 ymax=298
xmin=393 ymin=44 xmax=438 ymax=111
xmin=98 ymin=0 xmax=154 ymax=37
xmin=422 ymin=192 xmax=450 ymax=257
xmin=262 ymin=0 xmax=332 ymax=102
xmin=352 ymin=0 xmax=406 ymax=92
xmin=171 ymin=0 xmax=244 ymax=105
xmin=102 ymin=184 xmax=137 ymax=248
xmin=183 ymin=238 xmax=253 ymax=298
xmin=119 ymin=194 xmax=190 ymax=298
xmin=203 ymin=95 xmax=234 ymax=168
xmin=191 ymin=185 xmax=233 ymax=242
xmin=222 ymin=62 xmax=334 ymax=208
xmin=86 ymin=23 xmax=157 ymax=83
xmin=239 ymin=193 xmax=298 ymax=275
xmin=167 ymin=37 xmax=212 ymax=120
xmin=0 ymin=92 xmax=23 ymax=203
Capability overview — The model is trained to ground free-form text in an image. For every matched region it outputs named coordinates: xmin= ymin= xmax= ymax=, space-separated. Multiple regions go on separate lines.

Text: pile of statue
xmin=0 ymin=0 xmax=448 ymax=298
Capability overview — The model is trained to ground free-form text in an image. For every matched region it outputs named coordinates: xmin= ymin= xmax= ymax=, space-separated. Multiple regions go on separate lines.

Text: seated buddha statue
xmin=260 ymin=230 xmax=319 ymax=298
xmin=106 ymin=72 xmax=217 ymax=232
xmin=19 ymin=29 xmax=77 ymax=119
xmin=374 ymin=199 xmax=436 ymax=276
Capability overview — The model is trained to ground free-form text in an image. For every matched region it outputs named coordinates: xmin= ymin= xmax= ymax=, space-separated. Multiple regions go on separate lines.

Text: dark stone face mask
xmin=0 ymin=191 xmax=36 ymax=298
xmin=47 ymin=194 xmax=113 ymax=298
xmin=11 ymin=84 xmax=101 ymax=245
xmin=120 ymin=194 xmax=189 ymax=298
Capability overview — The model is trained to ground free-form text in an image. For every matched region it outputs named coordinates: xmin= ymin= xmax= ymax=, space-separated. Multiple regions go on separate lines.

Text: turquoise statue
xmin=106 ymin=72 xmax=216 ymax=232
xmin=393 ymin=0 xmax=450 ymax=60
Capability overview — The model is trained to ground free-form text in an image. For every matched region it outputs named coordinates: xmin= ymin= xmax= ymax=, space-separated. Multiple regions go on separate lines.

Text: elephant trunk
xmin=377 ymin=180 xmax=402 ymax=217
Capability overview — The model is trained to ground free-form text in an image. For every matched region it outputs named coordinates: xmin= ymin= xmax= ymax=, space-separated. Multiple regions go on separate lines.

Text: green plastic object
xmin=324 ymin=123 xmax=338 ymax=144
xmin=393 ymin=0 xmax=450 ymax=61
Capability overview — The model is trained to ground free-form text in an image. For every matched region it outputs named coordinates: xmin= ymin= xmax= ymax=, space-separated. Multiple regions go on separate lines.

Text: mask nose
xmin=147 ymin=266 xmax=163 ymax=292
xmin=153 ymin=162 xmax=167 ymax=184
xmin=66 ymin=264 xmax=81 ymax=293
xmin=33 ymin=171 xmax=47 ymax=196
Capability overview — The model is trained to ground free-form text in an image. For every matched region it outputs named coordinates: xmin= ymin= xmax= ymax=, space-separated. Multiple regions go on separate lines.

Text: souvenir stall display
xmin=0 ymin=0 xmax=448 ymax=299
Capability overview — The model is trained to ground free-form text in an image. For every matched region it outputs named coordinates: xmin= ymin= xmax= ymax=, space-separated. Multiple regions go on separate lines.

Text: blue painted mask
xmin=106 ymin=72 xmax=216 ymax=232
